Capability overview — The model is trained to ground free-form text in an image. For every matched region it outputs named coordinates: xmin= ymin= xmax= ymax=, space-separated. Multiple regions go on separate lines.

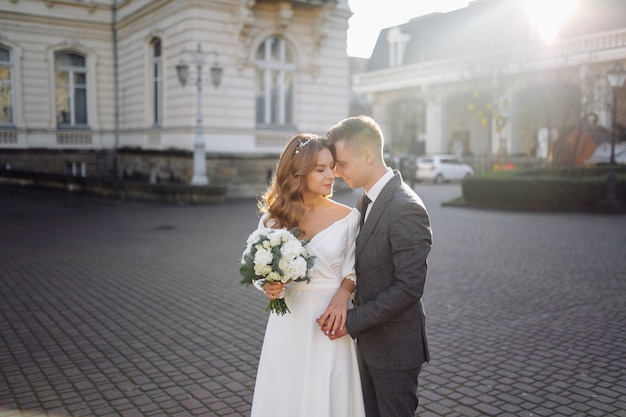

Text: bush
xmin=462 ymin=167 xmax=626 ymax=210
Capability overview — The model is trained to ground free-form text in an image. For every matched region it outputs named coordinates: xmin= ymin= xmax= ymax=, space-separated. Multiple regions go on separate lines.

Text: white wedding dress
xmin=250 ymin=208 xmax=365 ymax=417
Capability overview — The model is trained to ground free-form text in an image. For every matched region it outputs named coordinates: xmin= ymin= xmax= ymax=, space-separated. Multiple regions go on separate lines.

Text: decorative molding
xmin=310 ymin=6 xmax=331 ymax=77
xmin=57 ymin=131 xmax=93 ymax=146
xmin=236 ymin=0 xmax=255 ymax=41
xmin=0 ymin=130 xmax=18 ymax=145
xmin=86 ymin=1 xmax=97 ymax=14
xmin=234 ymin=0 xmax=256 ymax=70
xmin=276 ymin=2 xmax=293 ymax=34
xmin=147 ymin=28 xmax=163 ymax=41
xmin=63 ymin=38 xmax=81 ymax=50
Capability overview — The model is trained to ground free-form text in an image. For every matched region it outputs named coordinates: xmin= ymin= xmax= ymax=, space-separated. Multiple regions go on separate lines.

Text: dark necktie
xmin=359 ymin=195 xmax=371 ymax=227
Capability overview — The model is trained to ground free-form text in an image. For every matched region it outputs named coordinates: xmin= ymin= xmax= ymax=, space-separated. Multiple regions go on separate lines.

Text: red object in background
xmin=553 ymin=128 xmax=598 ymax=167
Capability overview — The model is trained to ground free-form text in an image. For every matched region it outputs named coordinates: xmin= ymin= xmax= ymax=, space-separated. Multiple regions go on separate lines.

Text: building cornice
xmin=353 ymin=28 xmax=626 ymax=94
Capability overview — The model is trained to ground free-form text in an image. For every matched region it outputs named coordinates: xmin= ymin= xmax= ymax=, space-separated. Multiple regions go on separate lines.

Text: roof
xmin=366 ymin=0 xmax=626 ymax=71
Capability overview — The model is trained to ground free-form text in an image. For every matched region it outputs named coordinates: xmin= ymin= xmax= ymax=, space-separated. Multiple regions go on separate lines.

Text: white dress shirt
xmin=362 ymin=168 xmax=394 ymax=223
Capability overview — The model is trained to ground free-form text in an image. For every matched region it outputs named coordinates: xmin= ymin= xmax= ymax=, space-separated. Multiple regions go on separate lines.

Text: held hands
xmin=316 ymin=287 xmax=351 ymax=340
xmin=318 ymin=318 xmax=349 ymax=340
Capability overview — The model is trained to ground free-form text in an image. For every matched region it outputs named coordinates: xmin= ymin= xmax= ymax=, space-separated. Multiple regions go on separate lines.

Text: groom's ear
xmin=362 ymin=147 xmax=374 ymax=164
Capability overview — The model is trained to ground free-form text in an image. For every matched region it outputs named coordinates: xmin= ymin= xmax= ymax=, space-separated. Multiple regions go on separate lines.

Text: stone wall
xmin=0 ymin=149 xmax=116 ymax=178
xmin=0 ymin=148 xmax=278 ymax=198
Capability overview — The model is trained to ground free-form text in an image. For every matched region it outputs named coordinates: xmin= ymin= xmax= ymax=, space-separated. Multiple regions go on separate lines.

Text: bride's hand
xmin=317 ymin=288 xmax=351 ymax=336
xmin=263 ymin=281 xmax=285 ymax=300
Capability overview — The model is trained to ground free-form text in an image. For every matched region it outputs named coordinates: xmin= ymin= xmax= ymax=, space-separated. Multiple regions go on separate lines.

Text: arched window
xmin=255 ymin=36 xmax=295 ymax=127
xmin=152 ymin=38 xmax=163 ymax=126
xmin=0 ymin=46 xmax=14 ymax=126
xmin=55 ymin=51 xmax=88 ymax=127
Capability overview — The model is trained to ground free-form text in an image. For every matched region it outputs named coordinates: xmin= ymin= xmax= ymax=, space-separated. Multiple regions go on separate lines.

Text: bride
xmin=248 ymin=134 xmax=365 ymax=417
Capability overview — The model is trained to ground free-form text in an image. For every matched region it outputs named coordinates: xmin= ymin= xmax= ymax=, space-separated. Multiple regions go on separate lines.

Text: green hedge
xmin=0 ymin=170 xmax=227 ymax=204
xmin=462 ymin=168 xmax=626 ymax=209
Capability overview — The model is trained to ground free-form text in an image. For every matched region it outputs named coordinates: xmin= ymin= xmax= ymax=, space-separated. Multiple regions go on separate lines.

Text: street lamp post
xmin=605 ymin=61 xmax=626 ymax=205
xmin=176 ymin=44 xmax=223 ymax=185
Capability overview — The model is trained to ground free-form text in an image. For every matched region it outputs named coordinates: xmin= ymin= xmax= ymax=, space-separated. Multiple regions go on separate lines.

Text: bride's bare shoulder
xmin=326 ymin=199 xmax=352 ymax=217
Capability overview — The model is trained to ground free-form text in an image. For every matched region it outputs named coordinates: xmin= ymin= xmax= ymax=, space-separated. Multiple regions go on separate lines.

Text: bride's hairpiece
xmin=292 ymin=136 xmax=315 ymax=155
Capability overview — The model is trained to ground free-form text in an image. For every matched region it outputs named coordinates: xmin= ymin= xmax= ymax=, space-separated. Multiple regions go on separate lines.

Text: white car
xmin=584 ymin=142 xmax=626 ymax=165
xmin=416 ymin=155 xmax=474 ymax=183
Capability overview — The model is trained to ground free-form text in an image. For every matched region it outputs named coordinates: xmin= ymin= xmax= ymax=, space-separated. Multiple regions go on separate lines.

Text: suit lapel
xmin=356 ymin=173 xmax=402 ymax=259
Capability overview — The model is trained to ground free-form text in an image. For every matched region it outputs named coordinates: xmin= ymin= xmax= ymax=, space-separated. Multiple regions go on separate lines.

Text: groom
xmin=322 ymin=115 xmax=432 ymax=417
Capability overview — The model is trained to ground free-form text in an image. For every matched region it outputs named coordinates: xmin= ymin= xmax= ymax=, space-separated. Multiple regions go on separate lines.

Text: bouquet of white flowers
xmin=240 ymin=227 xmax=315 ymax=315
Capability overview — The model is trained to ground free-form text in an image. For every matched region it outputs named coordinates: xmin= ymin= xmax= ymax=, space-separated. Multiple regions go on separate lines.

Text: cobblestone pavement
xmin=1 ymin=184 xmax=625 ymax=417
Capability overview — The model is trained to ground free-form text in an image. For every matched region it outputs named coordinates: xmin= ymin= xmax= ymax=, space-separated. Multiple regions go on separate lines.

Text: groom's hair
xmin=327 ymin=115 xmax=384 ymax=159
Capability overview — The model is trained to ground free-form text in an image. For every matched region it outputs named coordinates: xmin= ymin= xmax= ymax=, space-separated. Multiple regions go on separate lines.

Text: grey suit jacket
xmin=346 ymin=172 xmax=432 ymax=370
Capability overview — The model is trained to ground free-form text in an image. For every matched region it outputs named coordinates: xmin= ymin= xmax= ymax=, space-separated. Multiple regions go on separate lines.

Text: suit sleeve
xmin=341 ymin=210 xmax=359 ymax=283
xmin=346 ymin=200 xmax=432 ymax=337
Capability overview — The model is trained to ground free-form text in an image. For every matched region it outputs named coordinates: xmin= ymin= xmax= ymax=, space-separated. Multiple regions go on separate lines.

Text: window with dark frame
xmin=55 ymin=51 xmax=88 ymax=128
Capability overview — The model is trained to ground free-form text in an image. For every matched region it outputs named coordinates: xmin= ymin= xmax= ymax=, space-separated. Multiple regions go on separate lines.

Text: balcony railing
xmin=262 ymin=0 xmax=337 ymax=6
xmin=353 ymin=28 xmax=626 ymax=94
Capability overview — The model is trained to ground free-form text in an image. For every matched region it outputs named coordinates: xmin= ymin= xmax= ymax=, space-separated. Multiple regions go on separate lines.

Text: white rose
xmin=268 ymin=230 xmax=285 ymax=247
xmin=267 ymin=271 xmax=281 ymax=282
xmin=281 ymin=239 xmax=302 ymax=260
xmin=293 ymin=256 xmax=307 ymax=278
xmin=278 ymin=257 xmax=291 ymax=277
xmin=254 ymin=247 xmax=273 ymax=267
xmin=246 ymin=229 xmax=264 ymax=245
xmin=254 ymin=263 xmax=272 ymax=277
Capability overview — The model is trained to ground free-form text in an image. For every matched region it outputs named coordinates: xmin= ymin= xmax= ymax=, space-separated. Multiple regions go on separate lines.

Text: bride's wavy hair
xmin=259 ymin=134 xmax=335 ymax=235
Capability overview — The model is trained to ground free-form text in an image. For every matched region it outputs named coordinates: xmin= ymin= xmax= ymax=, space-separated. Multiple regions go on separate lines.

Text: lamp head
xmin=210 ymin=63 xmax=222 ymax=89
xmin=176 ymin=59 xmax=189 ymax=87
xmin=607 ymin=61 xmax=626 ymax=88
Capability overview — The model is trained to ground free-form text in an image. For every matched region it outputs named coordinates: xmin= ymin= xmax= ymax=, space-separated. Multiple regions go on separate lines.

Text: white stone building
xmin=0 ymin=0 xmax=351 ymax=195
xmin=352 ymin=0 xmax=626 ymax=172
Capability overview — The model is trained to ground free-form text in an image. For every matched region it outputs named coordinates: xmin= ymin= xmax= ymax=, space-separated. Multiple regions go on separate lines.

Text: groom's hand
xmin=316 ymin=317 xmax=349 ymax=340
xmin=328 ymin=326 xmax=348 ymax=340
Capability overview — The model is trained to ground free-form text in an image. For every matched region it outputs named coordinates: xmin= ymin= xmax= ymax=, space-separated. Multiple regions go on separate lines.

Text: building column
xmin=425 ymin=97 xmax=444 ymax=154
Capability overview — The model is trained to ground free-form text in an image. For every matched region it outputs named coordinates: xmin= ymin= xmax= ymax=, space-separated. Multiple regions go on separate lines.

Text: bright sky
xmin=346 ymin=0 xmax=578 ymax=58
xmin=347 ymin=0 xmax=471 ymax=58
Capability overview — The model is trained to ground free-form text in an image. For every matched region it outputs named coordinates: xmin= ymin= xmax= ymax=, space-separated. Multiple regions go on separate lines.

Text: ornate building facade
xmin=0 ymin=0 xmax=350 ymax=195
xmin=353 ymin=0 xmax=626 ymax=171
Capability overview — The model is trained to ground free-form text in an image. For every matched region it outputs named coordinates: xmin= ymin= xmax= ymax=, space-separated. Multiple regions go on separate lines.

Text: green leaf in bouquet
xmin=267 ymin=298 xmax=290 ymax=316
xmin=239 ymin=260 xmax=257 ymax=285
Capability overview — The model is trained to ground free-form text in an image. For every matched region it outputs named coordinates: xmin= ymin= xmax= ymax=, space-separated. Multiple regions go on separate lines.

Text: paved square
xmin=1 ymin=185 xmax=625 ymax=416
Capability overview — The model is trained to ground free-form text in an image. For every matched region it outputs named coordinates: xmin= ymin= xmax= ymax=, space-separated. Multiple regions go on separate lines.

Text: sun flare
xmin=524 ymin=0 xmax=578 ymax=43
